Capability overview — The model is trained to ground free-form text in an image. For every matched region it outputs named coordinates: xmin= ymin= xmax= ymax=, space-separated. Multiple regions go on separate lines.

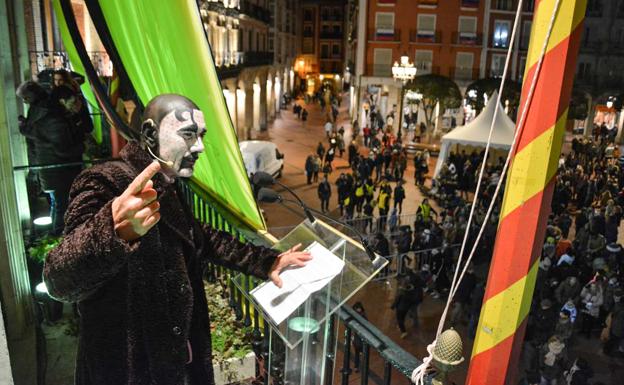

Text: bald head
xmin=140 ymin=94 xmax=206 ymax=179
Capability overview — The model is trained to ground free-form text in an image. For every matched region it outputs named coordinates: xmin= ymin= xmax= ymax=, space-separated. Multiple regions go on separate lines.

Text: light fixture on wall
xmin=33 ymin=216 xmax=52 ymax=226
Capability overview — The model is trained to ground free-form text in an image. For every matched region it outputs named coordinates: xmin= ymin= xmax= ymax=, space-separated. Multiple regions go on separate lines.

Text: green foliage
xmin=465 ymin=78 xmax=522 ymax=114
xmin=28 ymin=235 xmax=62 ymax=263
xmin=205 ymin=279 xmax=254 ymax=383
xmin=405 ymin=75 xmax=462 ymax=129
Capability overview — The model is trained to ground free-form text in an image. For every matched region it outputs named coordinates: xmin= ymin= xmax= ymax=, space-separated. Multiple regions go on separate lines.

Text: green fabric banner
xmin=52 ymin=0 xmax=103 ymax=144
xmin=96 ymin=0 xmax=264 ymax=230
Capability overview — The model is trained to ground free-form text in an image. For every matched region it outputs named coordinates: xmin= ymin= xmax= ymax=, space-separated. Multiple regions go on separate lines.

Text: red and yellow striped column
xmin=466 ymin=1 xmax=587 ymax=384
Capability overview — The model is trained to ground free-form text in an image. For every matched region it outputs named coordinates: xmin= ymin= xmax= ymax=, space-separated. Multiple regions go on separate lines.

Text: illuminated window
xmin=492 ymin=20 xmax=510 ymax=48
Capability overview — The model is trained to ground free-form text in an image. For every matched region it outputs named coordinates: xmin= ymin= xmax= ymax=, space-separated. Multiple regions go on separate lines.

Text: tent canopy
xmin=434 ymin=91 xmax=516 ymax=177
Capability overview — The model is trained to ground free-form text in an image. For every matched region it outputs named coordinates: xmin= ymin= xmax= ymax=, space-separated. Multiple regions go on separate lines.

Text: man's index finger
xmin=128 ymin=161 xmax=161 ymax=194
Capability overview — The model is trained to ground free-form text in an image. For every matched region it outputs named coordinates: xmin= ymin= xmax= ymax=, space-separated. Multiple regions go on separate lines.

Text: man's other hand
xmin=112 ymin=162 xmax=161 ymax=242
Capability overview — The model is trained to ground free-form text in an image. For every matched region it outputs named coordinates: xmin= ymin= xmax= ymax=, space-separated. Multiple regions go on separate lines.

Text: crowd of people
xmin=388 ymin=134 xmax=624 ymax=385
xmin=16 ymin=69 xmax=92 ymax=235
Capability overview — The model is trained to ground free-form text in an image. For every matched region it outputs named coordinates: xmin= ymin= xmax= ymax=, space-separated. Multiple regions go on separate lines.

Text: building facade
xmin=200 ymin=0 xmax=301 ymax=140
xmin=352 ymin=0 xmax=624 ymax=134
xmin=297 ymin=0 xmax=347 ymax=95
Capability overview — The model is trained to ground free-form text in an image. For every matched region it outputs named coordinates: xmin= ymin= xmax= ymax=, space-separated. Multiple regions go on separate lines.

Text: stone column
xmin=259 ymin=77 xmax=268 ymax=130
xmin=244 ymin=84 xmax=254 ymax=139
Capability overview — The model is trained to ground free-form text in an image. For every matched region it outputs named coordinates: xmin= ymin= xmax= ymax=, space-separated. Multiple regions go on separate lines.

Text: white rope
xmin=411 ymin=0 xmax=562 ymax=382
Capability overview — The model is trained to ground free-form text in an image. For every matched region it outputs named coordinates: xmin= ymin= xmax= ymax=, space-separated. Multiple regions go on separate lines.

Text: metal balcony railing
xmin=178 ymin=180 xmax=430 ymax=385
xmin=451 ymin=31 xmax=483 ymax=46
xmin=368 ymin=28 xmax=401 ymax=42
xmin=240 ymin=0 xmax=271 ymax=24
xmin=409 ymin=30 xmax=442 ymax=44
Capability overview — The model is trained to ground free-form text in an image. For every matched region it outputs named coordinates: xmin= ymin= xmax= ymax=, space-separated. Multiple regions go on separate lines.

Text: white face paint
xmin=157 ymin=108 xmax=206 ymax=178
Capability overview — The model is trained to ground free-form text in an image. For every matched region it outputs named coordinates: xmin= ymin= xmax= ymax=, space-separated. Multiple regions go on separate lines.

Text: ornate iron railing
xmin=179 ymin=180 xmax=430 ymax=384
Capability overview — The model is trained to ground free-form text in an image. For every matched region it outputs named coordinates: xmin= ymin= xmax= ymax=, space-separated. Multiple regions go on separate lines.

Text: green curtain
xmin=52 ymin=0 xmax=103 ymax=144
xmin=96 ymin=0 xmax=265 ymax=230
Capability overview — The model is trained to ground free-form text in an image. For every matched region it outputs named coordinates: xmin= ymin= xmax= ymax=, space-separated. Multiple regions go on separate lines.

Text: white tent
xmin=433 ymin=91 xmax=516 ymax=178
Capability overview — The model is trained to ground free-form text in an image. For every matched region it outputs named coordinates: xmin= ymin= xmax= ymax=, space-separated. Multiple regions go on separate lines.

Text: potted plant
xmin=28 ymin=235 xmax=64 ymax=322
xmin=205 ymin=279 xmax=256 ymax=385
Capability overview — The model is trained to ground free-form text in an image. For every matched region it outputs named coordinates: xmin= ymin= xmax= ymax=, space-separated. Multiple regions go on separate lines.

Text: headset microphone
xmin=147 ymin=146 xmax=174 ymax=168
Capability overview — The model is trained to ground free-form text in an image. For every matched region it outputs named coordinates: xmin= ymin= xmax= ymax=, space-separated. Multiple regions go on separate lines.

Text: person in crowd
xmin=391 ymin=276 xmax=423 ymax=339
xmin=540 ymin=335 xmax=569 ymax=385
xmin=312 ymin=154 xmax=321 ymax=183
xmin=393 ymin=181 xmax=405 ymax=214
xmin=579 ymin=281 xmax=603 ymax=338
xmin=17 ymin=80 xmax=84 ymax=235
xmin=318 ymin=176 xmax=331 ymax=213
xmin=43 ymin=94 xmax=311 ymax=385
xmin=305 ymin=154 xmax=315 ymax=184
xmin=316 ymin=141 xmax=325 ymax=160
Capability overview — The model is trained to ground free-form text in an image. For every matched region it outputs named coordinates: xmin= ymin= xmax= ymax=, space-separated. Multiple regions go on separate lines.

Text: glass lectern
xmin=233 ymin=219 xmax=388 ymax=385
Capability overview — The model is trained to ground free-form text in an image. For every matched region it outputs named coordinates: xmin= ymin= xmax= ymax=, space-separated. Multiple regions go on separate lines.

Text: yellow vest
xmin=355 ymin=186 xmax=364 ymax=197
xmin=378 ymin=192 xmax=388 ymax=210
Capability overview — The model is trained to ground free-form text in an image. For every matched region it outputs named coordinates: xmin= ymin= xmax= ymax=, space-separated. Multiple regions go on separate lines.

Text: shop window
xmin=524 ymin=0 xmax=535 ymax=12
xmin=492 ymin=20 xmax=510 ymax=48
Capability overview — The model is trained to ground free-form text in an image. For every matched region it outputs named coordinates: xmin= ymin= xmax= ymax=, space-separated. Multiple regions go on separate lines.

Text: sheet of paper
xmin=251 ymin=241 xmax=345 ymax=325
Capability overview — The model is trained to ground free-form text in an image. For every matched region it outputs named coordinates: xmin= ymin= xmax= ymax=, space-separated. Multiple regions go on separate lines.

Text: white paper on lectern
xmin=251 ymin=241 xmax=345 ymax=325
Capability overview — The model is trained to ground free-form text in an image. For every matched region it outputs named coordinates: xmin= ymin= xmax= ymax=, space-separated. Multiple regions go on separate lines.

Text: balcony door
xmin=373 ymin=48 xmax=393 ymax=77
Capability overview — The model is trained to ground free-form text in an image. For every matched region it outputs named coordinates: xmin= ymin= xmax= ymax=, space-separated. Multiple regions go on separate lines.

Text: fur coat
xmin=44 ymin=142 xmax=278 ymax=385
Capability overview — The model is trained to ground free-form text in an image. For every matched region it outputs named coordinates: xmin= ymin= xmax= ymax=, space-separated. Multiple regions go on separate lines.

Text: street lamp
xmin=392 ymin=54 xmax=417 ymax=137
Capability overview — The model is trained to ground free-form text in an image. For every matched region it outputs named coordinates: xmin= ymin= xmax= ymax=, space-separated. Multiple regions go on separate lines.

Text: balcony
xmin=319 ymin=30 xmax=343 ymax=40
xmin=451 ymin=66 xmax=480 ymax=81
xmin=452 ymin=31 xmax=483 ymax=46
xmin=368 ymin=28 xmax=401 ymax=42
xmin=409 ymin=29 xmax=442 ymax=44
xmin=239 ymin=0 xmax=271 ymax=24
xmin=178 ymin=180 xmax=429 ymax=385
xmin=215 ymin=51 xmax=273 ymax=79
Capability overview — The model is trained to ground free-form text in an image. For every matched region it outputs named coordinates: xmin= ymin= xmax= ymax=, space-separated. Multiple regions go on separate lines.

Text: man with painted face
xmin=44 ymin=94 xmax=311 ymax=385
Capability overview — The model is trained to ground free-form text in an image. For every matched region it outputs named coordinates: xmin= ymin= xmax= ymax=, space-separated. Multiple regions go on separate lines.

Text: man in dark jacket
xmin=318 ymin=176 xmax=332 ymax=212
xmin=17 ymin=80 xmax=84 ymax=235
xmin=44 ymin=94 xmax=310 ymax=385
xmin=393 ymin=181 xmax=405 ymax=214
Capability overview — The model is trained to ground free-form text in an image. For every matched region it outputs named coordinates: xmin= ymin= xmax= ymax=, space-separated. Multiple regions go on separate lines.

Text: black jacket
xmin=44 ymin=142 xmax=278 ymax=385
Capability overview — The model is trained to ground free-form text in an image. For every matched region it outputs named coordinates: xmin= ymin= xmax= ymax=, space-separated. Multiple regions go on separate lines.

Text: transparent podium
xmin=233 ymin=219 xmax=388 ymax=385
